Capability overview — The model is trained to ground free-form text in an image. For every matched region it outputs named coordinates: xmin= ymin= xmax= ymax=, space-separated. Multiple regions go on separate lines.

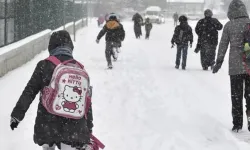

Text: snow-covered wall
xmin=0 ymin=19 xmax=87 ymax=77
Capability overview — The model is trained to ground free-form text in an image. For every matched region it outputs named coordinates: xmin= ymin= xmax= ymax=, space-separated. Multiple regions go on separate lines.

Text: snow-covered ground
xmin=1 ymin=19 xmax=250 ymax=150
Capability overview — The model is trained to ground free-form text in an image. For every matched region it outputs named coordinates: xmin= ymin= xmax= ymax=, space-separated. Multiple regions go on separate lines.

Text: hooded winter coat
xmin=11 ymin=30 xmax=93 ymax=149
xmin=195 ymin=11 xmax=223 ymax=46
xmin=144 ymin=19 xmax=153 ymax=32
xmin=216 ymin=0 xmax=250 ymax=75
xmin=132 ymin=13 xmax=143 ymax=37
xmin=132 ymin=13 xmax=143 ymax=26
xmin=97 ymin=19 xmax=125 ymax=43
xmin=171 ymin=19 xmax=193 ymax=46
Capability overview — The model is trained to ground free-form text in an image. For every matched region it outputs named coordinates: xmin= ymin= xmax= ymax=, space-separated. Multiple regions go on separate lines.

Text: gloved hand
xmin=10 ymin=117 xmax=20 ymax=130
xmin=212 ymin=63 xmax=222 ymax=74
xmin=194 ymin=48 xmax=200 ymax=53
xmin=81 ymin=142 xmax=95 ymax=150
xmin=171 ymin=44 xmax=175 ymax=48
xmin=96 ymin=39 xmax=100 ymax=44
xmin=190 ymin=43 xmax=192 ymax=48
xmin=85 ymin=144 xmax=94 ymax=150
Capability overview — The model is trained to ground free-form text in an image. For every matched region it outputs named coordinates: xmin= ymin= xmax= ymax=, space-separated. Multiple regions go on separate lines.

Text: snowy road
xmin=1 ymin=20 xmax=250 ymax=150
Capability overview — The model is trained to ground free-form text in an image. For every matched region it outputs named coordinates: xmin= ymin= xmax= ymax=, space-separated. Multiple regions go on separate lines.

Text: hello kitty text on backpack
xmin=41 ymin=56 xmax=91 ymax=119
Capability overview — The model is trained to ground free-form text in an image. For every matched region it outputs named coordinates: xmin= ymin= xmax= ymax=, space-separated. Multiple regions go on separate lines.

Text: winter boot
xmin=42 ymin=145 xmax=55 ymax=150
xmin=108 ymin=63 xmax=113 ymax=69
xmin=203 ymin=67 xmax=208 ymax=70
xmin=182 ymin=66 xmax=186 ymax=70
xmin=232 ymin=125 xmax=242 ymax=133
xmin=175 ymin=65 xmax=179 ymax=69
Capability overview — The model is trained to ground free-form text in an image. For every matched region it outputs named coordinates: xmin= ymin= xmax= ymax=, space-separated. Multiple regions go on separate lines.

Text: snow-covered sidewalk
xmin=1 ymin=20 xmax=250 ymax=150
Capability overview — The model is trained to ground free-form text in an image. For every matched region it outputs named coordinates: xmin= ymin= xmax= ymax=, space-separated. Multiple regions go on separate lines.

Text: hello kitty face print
xmin=62 ymin=85 xmax=83 ymax=113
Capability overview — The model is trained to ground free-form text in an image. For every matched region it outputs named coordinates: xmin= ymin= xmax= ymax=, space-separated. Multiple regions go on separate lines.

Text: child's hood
xmin=106 ymin=20 xmax=120 ymax=30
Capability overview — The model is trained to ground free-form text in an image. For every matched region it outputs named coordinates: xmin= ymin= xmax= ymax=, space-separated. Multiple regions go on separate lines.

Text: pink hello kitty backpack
xmin=41 ymin=56 xmax=91 ymax=119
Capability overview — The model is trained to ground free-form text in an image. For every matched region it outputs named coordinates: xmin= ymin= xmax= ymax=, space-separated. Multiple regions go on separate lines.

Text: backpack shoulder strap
xmin=46 ymin=56 xmax=61 ymax=66
xmin=62 ymin=59 xmax=85 ymax=69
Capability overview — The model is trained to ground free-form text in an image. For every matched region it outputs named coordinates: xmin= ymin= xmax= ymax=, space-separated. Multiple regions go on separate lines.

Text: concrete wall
xmin=0 ymin=19 xmax=87 ymax=77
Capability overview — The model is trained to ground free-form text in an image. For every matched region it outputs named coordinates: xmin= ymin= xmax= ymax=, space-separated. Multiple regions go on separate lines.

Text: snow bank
xmin=0 ymin=19 xmax=87 ymax=77
xmin=0 ymin=30 xmax=51 ymax=77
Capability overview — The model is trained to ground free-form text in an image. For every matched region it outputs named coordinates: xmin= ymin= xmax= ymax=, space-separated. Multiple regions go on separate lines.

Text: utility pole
xmin=4 ymin=0 xmax=7 ymax=45
xmin=89 ymin=0 xmax=92 ymax=23
xmin=63 ymin=0 xmax=66 ymax=30
xmin=86 ymin=0 xmax=89 ymax=26
xmin=82 ymin=0 xmax=84 ymax=27
xmin=73 ymin=0 xmax=76 ymax=41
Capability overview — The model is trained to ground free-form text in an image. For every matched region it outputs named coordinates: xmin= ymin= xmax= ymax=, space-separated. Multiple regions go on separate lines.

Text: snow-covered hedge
xmin=0 ymin=19 xmax=87 ymax=77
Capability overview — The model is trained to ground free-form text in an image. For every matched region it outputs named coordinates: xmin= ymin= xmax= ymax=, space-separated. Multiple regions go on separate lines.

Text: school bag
xmin=243 ymin=23 xmax=250 ymax=74
xmin=41 ymin=56 xmax=91 ymax=119
xmin=175 ymin=29 xmax=187 ymax=45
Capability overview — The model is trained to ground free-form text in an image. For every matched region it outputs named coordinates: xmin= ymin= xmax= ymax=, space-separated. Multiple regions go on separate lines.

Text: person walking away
xmin=171 ymin=15 xmax=193 ymax=70
xmin=212 ymin=0 xmax=250 ymax=132
xmin=132 ymin=13 xmax=143 ymax=39
xmin=144 ymin=18 xmax=153 ymax=39
xmin=97 ymin=15 xmax=105 ymax=27
xmin=195 ymin=9 xmax=223 ymax=70
xmin=173 ymin=12 xmax=179 ymax=27
xmin=10 ymin=30 xmax=95 ymax=150
xmin=105 ymin=13 xmax=109 ymax=22
xmin=96 ymin=13 xmax=125 ymax=69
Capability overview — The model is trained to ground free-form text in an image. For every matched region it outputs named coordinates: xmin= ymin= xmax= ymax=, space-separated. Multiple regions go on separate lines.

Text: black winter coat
xmin=132 ymin=13 xmax=143 ymax=26
xmin=97 ymin=20 xmax=125 ymax=43
xmin=195 ymin=17 xmax=223 ymax=45
xmin=11 ymin=55 xmax=93 ymax=149
xmin=144 ymin=22 xmax=153 ymax=32
xmin=171 ymin=22 xmax=193 ymax=46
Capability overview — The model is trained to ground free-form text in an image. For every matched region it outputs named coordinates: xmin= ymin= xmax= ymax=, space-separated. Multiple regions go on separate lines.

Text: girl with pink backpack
xmin=10 ymin=30 xmax=104 ymax=150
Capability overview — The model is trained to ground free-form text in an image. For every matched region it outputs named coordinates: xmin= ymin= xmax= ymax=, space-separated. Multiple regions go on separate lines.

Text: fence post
xmin=4 ymin=0 xmax=7 ymax=45
xmin=82 ymin=0 xmax=84 ymax=27
xmin=73 ymin=0 xmax=76 ymax=42
xmin=86 ymin=0 xmax=88 ymax=26
xmin=63 ymin=0 xmax=66 ymax=30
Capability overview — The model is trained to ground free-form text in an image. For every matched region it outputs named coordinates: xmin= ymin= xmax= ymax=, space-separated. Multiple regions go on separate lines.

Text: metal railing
xmin=0 ymin=0 xmax=91 ymax=48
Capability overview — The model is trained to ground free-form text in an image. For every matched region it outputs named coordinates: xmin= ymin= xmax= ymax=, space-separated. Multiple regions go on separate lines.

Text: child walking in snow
xmin=96 ymin=13 xmax=125 ymax=69
xmin=171 ymin=15 xmax=193 ymax=70
xmin=144 ymin=18 xmax=153 ymax=39
xmin=10 ymin=30 xmax=100 ymax=150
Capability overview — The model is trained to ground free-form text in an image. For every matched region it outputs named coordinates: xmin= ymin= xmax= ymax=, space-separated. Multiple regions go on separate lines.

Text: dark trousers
xmin=200 ymin=44 xmax=216 ymax=68
xmin=105 ymin=42 xmax=117 ymax=65
xmin=134 ymin=25 xmax=142 ymax=38
xmin=175 ymin=45 xmax=188 ymax=68
xmin=145 ymin=30 xmax=151 ymax=39
xmin=230 ymin=74 xmax=250 ymax=127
